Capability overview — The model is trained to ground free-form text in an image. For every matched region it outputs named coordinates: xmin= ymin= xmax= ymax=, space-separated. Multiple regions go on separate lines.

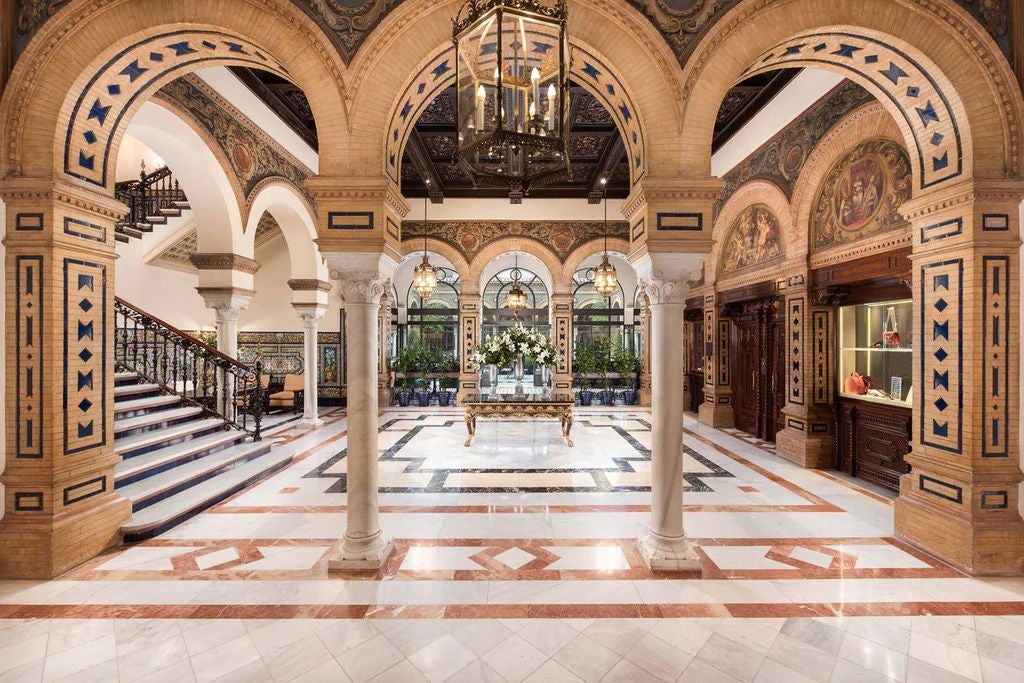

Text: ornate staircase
xmin=114 ymin=298 xmax=292 ymax=541
xmin=114 ymin=164 xmax=191 ymax=243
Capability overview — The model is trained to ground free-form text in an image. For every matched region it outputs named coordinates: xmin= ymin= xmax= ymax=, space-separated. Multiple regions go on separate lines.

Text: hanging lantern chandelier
xmin=504 ymin=256 xmax=529 ymax=313
xmin=452 ymin=0 xmax=572 ymax=203
xmin=411 ymin=193 xmax=438 ymax=298
xmin=592 ymin=177 xmax=618 ymax=297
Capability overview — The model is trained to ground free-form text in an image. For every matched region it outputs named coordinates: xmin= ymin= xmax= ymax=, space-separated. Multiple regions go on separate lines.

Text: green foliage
xmin=613 ymin=341 xmax=638 ymax=386
xmin=592 ymin=337 xmax=614 ymax=389
xmin=392 ymin=343 xmax=421 ymax=390
xmin=573 ymin=340 xmax=596 ymax=390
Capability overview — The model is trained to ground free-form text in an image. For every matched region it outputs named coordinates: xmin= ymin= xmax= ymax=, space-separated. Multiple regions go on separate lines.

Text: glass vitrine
xmin=837 ymin=299 xmax=913 ymax=404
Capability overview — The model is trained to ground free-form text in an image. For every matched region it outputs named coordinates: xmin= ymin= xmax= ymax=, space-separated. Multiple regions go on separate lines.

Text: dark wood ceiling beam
xmin=405 ymin=130 xmax=445 ymax=203
xmin=587 ymin=136 xmax=625 ymax=204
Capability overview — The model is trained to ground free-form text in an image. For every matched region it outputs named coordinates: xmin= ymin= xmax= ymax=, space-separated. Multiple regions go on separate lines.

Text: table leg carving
xmin=562 ymin=409 xmax=574 ymax=447
xmin=464 ymin=409 xmax=476 ymax=447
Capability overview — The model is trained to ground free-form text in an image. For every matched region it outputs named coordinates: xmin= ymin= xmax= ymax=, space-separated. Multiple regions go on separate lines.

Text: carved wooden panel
xmin=837 ymin=397 xmax=911 ymax=493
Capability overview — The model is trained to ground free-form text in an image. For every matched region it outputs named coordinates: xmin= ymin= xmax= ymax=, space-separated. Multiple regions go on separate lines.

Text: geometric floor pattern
xmin=2 ymin=407 xmax=1024 ymax=681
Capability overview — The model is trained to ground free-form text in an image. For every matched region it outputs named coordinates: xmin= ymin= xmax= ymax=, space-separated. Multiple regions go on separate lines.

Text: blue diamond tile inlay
xmin=931 ymin=132 xmax=944 ymax=146
xmin=167 ymin=41 xmax=197 ymax=56
xmin=78 ymin=151 xmax=95 ymax=170
xmin=864 ymin=54 xmax=879 ymax=63
xmin=933 ymin=152 xmax=949 ymax=171
xmin=606 ymin=84 xmax=616 ymax=96
xmin=82 ymin=131 xmax=96 ymax=144
xmin=582 ymin=63 xmax=600 ymax=79
xmin=619 ymin=104 xmax=631 ymax=121
xmin=934 ymin=397 xmax=948 ymax=412
xmin=932 ymin=420 xmax=949 ymax=437
xmin=78 ymin=348 xmax=93 ymax=363
xmin=431 ymin=60 xmax=450 ymax=80
xmin=832 ymin=44 xmax=861 ymax=58
xmin=77 ymin=398 xmax=93 ymax=413
xmin=106 ymin=84 xmax=121 ymax=96
xmin=119 ymin=59 xmax=148 ymax=83
xmin=78 ymin=298 xmax=93 ymax=312
xmin=416 ymin=83 xmax=425 ymax=94
xmin=917 ymin=101 xmax=939 ymax=126
xmin=880 ymin=62 xmax=908 ymax=85
xmin=906 ymin=86 xmax=920 ymax=97
xmin=934 ymin=298 xmax=948 ymax=312
xmin=400 ymin=100 xmax=412 ymax=119
xmin=202 ymin=40 xmax=216 ymax=50
xmin=812 ymin=43 xmax=828 ymax=52
xmin=784 ymin=44 xmax=805 ymax=55
xmin=87 ymin=99 xmax=111 ymax=126
xmin=934 ymin=348 xmax=948 ymax=362
xmin=150 ymin=51 xmax=164 ymax=62
xmin=224 ymin=41 xmax=246 ymax=53
xmin=533 ymin=42 xmax=553 ymax=53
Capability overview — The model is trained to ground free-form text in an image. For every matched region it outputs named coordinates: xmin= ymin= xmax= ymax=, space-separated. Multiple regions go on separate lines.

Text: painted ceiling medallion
xmin=719 ymin=204 xmax=782 ymax=275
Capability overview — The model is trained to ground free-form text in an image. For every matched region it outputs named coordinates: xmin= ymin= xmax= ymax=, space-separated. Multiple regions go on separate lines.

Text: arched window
xmin=572 ymin=267 xmax=625 ymax=348
xmin=405 ymin=268 xmax=460 ymax=358
xmin=482 ymin=267 xmax=550 ymax=335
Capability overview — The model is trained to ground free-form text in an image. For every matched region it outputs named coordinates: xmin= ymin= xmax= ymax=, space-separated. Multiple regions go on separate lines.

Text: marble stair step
xmin=115 ymin=417 xmax=226 ymax=457
xmin=114 ymin=371 xmax=139 ymax=384
xmin=113 ymin=394 xmax=181 ymax=416
xmin=114 ymin=429 xmax=249 ymax=485
xmin=119 ymin=445 xmax=288 ymax=541
xmin=114 ymin=406 xmax=205 ymax=437
xmin=114 ymin=382 xmax=163 ymax=398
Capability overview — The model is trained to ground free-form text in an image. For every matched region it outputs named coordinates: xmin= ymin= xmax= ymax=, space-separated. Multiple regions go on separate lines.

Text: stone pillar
xmin=893 ymin=180 xmax=1024 ymax=575
xmin=698 ymin=293 xmax=734 ymax=427
xmin=633 ymin=253 xmax=705 ymax=570
xmin=638 ymin=301 xmax=652 ymax=406
xmin=776 ymin=279 xmax=839 ymax=468
xmin=325 ymin=253 xmax=397 ymax=570
xmin=378 ymin=292 xmax=393 ymax=408
xmin=550 ymin=292 xmax=573 ymax=395
xmin=293 ymin=304 xmax=327 ymax=426
xmin=196 ymin=286 xmax=253 ymax=420
xmin=458 ymin=290 xmax=482 ymax=403
xmin=0 ymin=180 xmax=132 ymax=578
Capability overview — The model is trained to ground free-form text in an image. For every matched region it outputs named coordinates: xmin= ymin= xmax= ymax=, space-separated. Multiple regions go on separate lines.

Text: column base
xmin=698 ymin=402 xmax=734 ymax=428
xmin=637 ymin=530 xmax=702 ymax=572
xmin=895 ymin=486 xmax=1024 ymax=576
xmin=300 ymin=416 xmax=324 ymax=428
xmin=327 ymin=532 xmax=395 ymax=572
xmin=775 ymin=427 xmax=835 ymax=469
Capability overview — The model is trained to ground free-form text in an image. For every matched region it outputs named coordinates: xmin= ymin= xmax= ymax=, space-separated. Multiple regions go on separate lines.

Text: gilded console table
xmin=462 ymin=393 xmax=575 ymax=447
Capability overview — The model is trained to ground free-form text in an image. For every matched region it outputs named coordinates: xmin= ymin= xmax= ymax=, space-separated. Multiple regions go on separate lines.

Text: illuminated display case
xmin=837 ymin=299 xmax=913 ymax=404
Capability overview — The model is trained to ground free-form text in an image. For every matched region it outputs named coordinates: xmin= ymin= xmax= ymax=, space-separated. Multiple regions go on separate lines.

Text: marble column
xmin=293 ymin=304 xmax=327 ymax=426
xmin=326 ymin=253 xmax=397 ymax=570
xmin=633 ymin=254 xmax=704 ymax=570
xmin=197 ymin=288 xmax=253 ymax=420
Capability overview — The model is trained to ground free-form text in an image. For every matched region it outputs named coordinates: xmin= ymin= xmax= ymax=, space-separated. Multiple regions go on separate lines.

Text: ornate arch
xmin=559 ymin=236 xmax=631 ymax=284
xmin=0 ymin=0 xmax=349 ymax=189
xmin=245 ymin=180 xmax=327 ymax=282
xmin=709 ymin=180 xmax=793 ymax=286
xmin=399 ymin=238 xmax=472 ymax=286
xmin=469 ymin=237 xmax=563 ymax=294
xmin=676 ymin=0 xmax=1024 ymax=188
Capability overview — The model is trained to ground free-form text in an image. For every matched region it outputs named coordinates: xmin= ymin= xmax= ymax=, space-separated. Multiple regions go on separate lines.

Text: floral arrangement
xmin=470 ymin=325 xmax=562 ymax=368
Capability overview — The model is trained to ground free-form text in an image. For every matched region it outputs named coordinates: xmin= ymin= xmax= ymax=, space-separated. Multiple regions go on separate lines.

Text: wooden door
xmin=768 ymin=319 xmax=786 ymax=440
xmin=731 ymin=319 xmax=759 ymax=436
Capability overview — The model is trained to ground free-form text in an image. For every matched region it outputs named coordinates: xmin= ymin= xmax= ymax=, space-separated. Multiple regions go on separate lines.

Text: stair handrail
xmin=114 ymin=163 xmax=187 ymax=236
xmin=115 ymin=296 xmax=263 ymax=440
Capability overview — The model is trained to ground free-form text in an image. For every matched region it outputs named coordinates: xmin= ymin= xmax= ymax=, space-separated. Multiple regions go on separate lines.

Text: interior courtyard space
xmin=3 ymin=0 xmax=1024 ymax=680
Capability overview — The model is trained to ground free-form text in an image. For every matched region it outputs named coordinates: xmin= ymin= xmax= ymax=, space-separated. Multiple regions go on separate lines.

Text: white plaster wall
xmin=116 ymin=135 xmax=165 ymax=182
xmin=114 ymin=238 xmax=211 ymax=330
xmin=711 ymin=68 xmax=844 ymax=177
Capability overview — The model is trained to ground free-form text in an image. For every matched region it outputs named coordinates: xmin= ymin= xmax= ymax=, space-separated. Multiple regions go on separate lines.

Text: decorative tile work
xmin=64 ymin=30 xmax=288 ymax=187
xmin=459 ymin=308 xmax=478 ymax=376
xmin=232 ymin=331 xmax=343 ymax=399
xmin=401 ymin=220 xmax=628 ymax=264
xmin=716 ymin=81 xmax=873 ymax=217
xmin=717 ymin=319 xmax=730 ymax=387
xmin=720 ymin=205 xmax=781 ymax=274
xmin=787 ymin=297 xmax=803 ymax=405
xmin=555 ymin=316 xmax=570 ymax=376
xmin=920 ymin=217 xmax=963 ymax=243
xmin=328 ymin=212 xmax=373 ymax=230
xmin=14 ymin=213 xmax=43 ymax=231
xmin=15 ymin=256 xmax=43 ymax=459
xmin=919 ymin=259 xmax=963 ymax=453
xmin=919 ymin=474 xmax=963 ymax=504
xmin=982 ymin=256 xmax=1010 ymax=457
xmin=63 ymin=476 xmax=107 ymax=506
xmin=811 ymin=310 xmax=832 ymax=405
xmin=812 ymin=138 xmax=912 ymax=250
xmin=703 ymin=306 xmax=714 ymax=386
xmin=982 ymin=213 xmax=1010 ymax=231
xmin=747 ymin=32 xmax=964 ymax=190
xmin=63 ymin=216 xmax=106 ymax=243
xmin=384 ymin=44 xmax=645 ymax=189
xmin=656 ymin=213 xmax=702 ymax=231
xmin=12 ymin=492 xmax=44 ymax=512
xmin=156 ymin=75 xmax=311 ymax=201
xmin=63 ymin=258 xmax=107 ymax=455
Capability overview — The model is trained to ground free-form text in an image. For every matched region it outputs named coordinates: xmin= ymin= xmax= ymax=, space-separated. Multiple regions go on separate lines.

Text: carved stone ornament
xmin=335 ymin=275 xmax=388 ymax=305
xmin=642 ymin=278 xmax=689 ymax=306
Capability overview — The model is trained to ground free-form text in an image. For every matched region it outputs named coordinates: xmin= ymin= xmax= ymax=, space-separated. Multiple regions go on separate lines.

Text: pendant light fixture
xmin=592 ymin=177 xmax=618 ymax=297
xmin=505 ymin=253 xmax=529 ymax=314
xmin=411 ymin=191 xmax=438 ymax=299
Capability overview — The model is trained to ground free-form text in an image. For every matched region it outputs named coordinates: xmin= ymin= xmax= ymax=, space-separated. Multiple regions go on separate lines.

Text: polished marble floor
xmin=2 ymin=407 xmax=1024 ymax=682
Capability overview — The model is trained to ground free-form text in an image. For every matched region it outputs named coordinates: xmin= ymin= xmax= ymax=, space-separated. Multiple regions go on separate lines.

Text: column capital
xmin=326 ymin=252 xmax=398 ymax=305
xmin=196 ymin=287 xmax=253 ymax=321
xmin=632 ymin=252 xmax=705 ymax=305
xmin=292 ymin=302 xmax=328 ymax=324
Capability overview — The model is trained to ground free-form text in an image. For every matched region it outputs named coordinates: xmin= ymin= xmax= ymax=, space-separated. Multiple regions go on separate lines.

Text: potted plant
xmin=593 ymin=337 xmax=615 ymax=405
xmin=573 ymin=340 xmax=596 ymax=406
xmin=437 ymin=353 xmax=458 ymax=406
xmin=392 ymin=344 xmax=416 ymax=407
xmin=614 ymin=341 xmax=639 ymax=405
xmin=414 ymin=376 xmax=431 ymax=406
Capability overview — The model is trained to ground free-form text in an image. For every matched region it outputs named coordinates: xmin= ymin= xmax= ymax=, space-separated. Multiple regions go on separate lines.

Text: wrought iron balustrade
xmin=114 ymin=164 xmax=189 ymax=242
xmin=115 ymin=297 xmax=264 ymax=440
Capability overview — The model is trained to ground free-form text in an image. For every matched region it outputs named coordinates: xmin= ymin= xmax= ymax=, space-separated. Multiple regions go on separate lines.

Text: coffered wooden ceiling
xmin=230 ymin=66 xmax=797 ymax=201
